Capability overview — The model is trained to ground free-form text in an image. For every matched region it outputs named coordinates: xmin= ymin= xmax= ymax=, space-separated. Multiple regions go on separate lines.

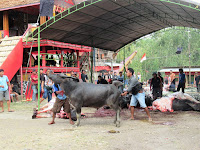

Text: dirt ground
xmin=0 ymin=101 xmax=200 ymax=150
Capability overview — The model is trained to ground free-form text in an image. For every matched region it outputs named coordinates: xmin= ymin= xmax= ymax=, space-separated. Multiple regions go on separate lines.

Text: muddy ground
xmin=0 ymin=101 xmax=200 ymax=150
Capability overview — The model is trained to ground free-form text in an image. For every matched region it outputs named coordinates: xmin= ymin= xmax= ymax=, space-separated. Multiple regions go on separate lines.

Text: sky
xmin=183 ymin=0 xmax=200 ymax=5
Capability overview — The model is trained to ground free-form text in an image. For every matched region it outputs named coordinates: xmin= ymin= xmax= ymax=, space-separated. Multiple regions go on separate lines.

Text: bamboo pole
xmin=37 ymin=27 xmax=41 ymax=111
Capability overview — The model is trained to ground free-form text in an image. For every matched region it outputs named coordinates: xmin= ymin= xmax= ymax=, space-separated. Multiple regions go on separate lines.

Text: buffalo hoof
xmin=115 ymin=121 xmax=120 ymax=128
xmin=73 ymin=123 xmax=80 ymax=127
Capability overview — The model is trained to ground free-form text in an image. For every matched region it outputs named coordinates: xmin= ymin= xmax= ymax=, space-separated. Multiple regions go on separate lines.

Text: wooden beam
xmin=3 ymin=11 xmax=9 ymax=36
xmin=40 ymin=16 xmax=46 ymax=25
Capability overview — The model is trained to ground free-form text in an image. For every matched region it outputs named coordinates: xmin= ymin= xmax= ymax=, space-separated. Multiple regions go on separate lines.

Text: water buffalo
xmin=120 ymin=92 xmax=200 ymax=112
xmin=49 ymin=73 xmax=122 ymax=127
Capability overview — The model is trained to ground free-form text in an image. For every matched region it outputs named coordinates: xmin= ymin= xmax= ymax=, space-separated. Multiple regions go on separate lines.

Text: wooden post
xmin=77 ymin=51 xmax=80 ymax=68
xmin=77 ymin=51 xmax=81 ymax=79
xmin=61 ymin=51 xmax=64 ymax=73
xmin=40 ymin=16 xmax=46 ymax=25
xmin=3 ymin=11 xmax=9 ymax=37
xmin=42 ymin=47 xmax=46 ymax=67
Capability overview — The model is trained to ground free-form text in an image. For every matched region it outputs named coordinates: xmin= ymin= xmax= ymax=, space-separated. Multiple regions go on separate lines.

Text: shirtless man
xmin=170 ymin=70 xmax=176 ymax=85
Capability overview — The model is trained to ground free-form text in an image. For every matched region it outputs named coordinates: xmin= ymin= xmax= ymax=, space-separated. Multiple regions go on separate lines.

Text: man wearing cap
xmin=150 ymin=72 xmax=162 ymax=100
xmin=121 ymin=68 xmax=151 ymax=121
xmin=31 ymin=69 xmax=38 ymax=101
xmin=0 ymin=69 xmax=14 ymax=112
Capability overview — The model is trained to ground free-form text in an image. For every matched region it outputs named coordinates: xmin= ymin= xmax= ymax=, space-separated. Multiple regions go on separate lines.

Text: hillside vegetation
xmin=117 ymin=27 xmax=200 ymax=81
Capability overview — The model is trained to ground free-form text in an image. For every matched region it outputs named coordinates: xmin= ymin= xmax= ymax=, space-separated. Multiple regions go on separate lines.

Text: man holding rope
xmin=121 ymin=68 xmax=151 ymax=121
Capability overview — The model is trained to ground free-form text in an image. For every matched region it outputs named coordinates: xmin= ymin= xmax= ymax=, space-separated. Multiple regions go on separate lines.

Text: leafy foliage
xmin=117 ymin=27 xmax=200 ymax=81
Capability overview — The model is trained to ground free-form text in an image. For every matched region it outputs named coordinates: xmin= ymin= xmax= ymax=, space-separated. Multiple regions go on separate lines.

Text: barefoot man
xmin=121 ymin=68 xmax=151 ymax=121
xmin=0 ymin=69 xmax=14 ymax=112
xmin=48 ymin=83 xmax=74 ymax=125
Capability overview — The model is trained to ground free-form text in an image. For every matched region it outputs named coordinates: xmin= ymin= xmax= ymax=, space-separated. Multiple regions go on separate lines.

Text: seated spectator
xmin=97 ymin=76 xmax=108 ymax=84
xmin=10 ymin=83 xmax=19 ymax=102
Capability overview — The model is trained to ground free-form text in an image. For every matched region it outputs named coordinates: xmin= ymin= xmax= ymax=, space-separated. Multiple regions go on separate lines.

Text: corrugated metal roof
xmin=29 ymin=0 xmax=200 ymax=51
xmin=160 ymin=68 xmax=200 ymax=72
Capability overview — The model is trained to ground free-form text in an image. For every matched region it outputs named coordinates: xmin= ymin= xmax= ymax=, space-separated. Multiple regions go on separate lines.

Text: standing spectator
xmin=10 ymin=83 xmax=19 ymax=102
xmin=31 ymin=69 xmax=38 ymax=101
xmin=170 ymin=70 xmax=176 ymax=85
xmin=40 ymin=69 xmax=45 ymax=94
xmin=158 ymin=72 xmax=164 ymax=97
xmin=109 ymin=71 xmax=113 ymax=79
xmin=103 ymin=72 xmax=109 ymax=81
xmin=97 ymin=76 xmax=108 ymax=84
xmin=177 ymin=68 xmax=186 ymax=93
xmin=113 ymin=72 xmax=118 ymax=81
xmin=169 ymin=70 xmax=176 ymax=92
xmin=118 ymin=72 xmax=124 ymax=83
xmin=150 ymin=72 xmax=162 ymax=100
xmin=164 ymin=75 xmax=169 ymax=85
xmin=137 ymin=72 xmax=141 ymax=82
xmin=71 ymin=71 xmax=74 ymax=77
xmin=194 ymin=72 xmax=200 ymax=92
xmin=0 ymin=69 xmax=14 ymax=112
xmin=118 ymin=72 xmax=124 ymax=93
xmin=108 ymin=71 xmax=113 ymax=83
xmin=40 ymin=69 xmax=53 ymax=103
xmin=48 ymin=83 xmax=74 ymax=125
xmin=72 ymin=72 xmax=79 ymax=82
xmin=99 ymin=72 xmax=103 ymax=78
xmin=121 ymin=68 xmax=151 ymax=121
xmin=81 ymin=70 xmax=88 ymax=82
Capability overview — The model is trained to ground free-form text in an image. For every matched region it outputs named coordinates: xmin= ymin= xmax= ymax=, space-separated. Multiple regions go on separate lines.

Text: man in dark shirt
xmin=121 ymin=68 xmax=151 ymax=121
xmin=113 ymin=72 xmax=118 ymax=81
xmin=150 ymin=72 xmax=162 ymax=100
xmin=97 ymin=76 xmax=108 ymax=84
xmin=39 ymin=69 xmax=47 ymax=103
xmin=72 ymin=72 xmax=79 ymax=82
xmin=177 ymin=68 xmax=186 ymax=93
xmin=81 ymin=70 xmax=88 ymax=82
xmin=158 ymin=72 xmax=164 ymax=97
xmin=195 ymin=72 xmax=200 ymax=92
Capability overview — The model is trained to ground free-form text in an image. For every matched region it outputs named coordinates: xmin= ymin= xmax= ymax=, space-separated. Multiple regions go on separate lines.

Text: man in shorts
xmin=48 ymin=83 xmax=74 ymax=125
xmin=0 ymin=69 xmax=14 ymax=112
xmin=121 ymin=68 xmax=151 ymax=121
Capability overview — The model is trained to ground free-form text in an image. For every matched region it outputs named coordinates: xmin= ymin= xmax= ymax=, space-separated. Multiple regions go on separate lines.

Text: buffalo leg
xmin=116 ymin=109 xmax=120 ymax=127
xmin=74 ymin=108 xmax=81 ymax=126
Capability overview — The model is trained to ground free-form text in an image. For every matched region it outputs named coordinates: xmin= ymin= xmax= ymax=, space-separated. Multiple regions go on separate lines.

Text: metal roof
xmin=28 ymin=0 xmax=200 ymax=51
xmin=160 ymin=67 xmax=200 ymax=72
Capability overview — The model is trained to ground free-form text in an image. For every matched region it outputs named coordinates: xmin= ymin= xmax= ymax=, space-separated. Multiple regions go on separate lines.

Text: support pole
xmin=90 ymin=48 xmax=94 ymax=83
xmin=20 ymin=66 xmax=23 ymax=100
xmin=61 ymin=51 xmax=64 ymax=72
xmin=188 ymin=30 xmax=191 ymax=86
xmin=123 ymin=47 xmax=126 ymax=87
xmin=42 ymin=47 xmax=46 ymax=67
xmin=37 ymin=27 xmax=41 ymax=111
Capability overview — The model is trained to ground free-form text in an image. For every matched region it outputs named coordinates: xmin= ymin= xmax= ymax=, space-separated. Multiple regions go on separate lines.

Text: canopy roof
xmin=29 ymin=0 xmax=200 ymax=51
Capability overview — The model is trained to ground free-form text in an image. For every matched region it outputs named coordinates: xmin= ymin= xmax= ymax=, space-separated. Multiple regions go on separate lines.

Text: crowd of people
xmin=1 ymin=66 xmax=199 ymax=124
xmin=97 ymin=71 xmax=124 ymax=84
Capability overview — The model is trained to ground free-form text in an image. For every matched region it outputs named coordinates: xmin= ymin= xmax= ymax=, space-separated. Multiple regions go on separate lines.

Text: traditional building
xmin=0 ymin=0 xmax=91 ymax=97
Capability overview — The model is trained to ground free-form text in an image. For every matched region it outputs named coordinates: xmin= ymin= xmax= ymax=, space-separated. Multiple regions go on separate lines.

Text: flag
xmin=176 ymin=47 xmax=182 ymax=54
xmin=140 ymin=53 xmax=146 ymax=62
xmin=40 ymin=0 xmax=54 ymax=17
